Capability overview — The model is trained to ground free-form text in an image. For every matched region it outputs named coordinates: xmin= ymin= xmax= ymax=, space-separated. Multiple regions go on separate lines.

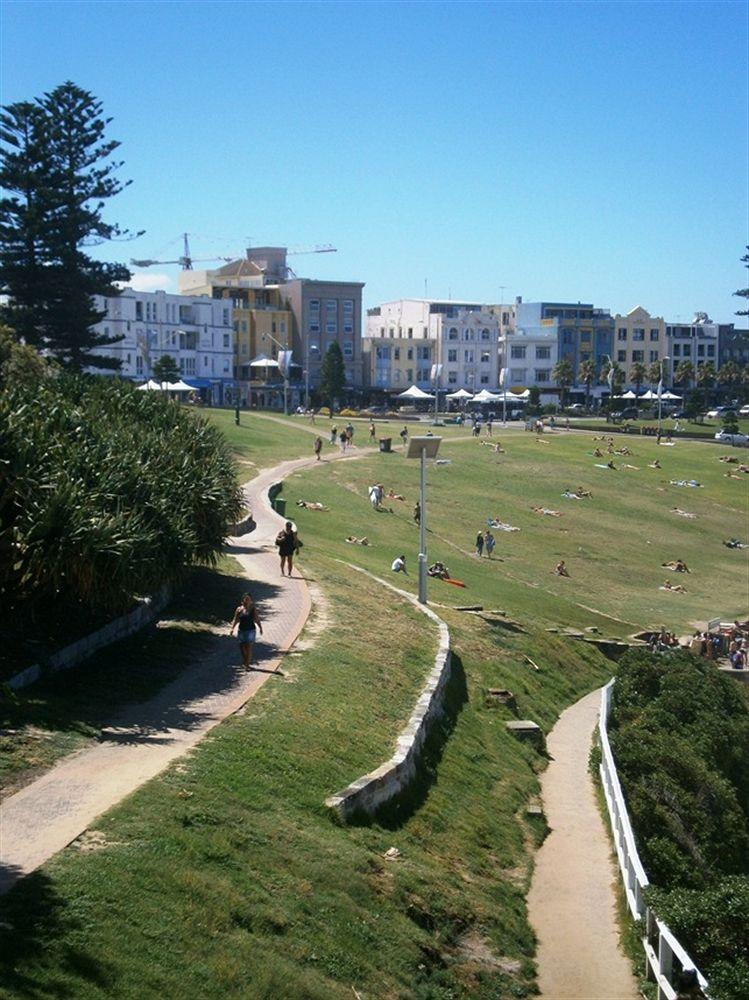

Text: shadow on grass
xmin=0 ymin=868 xmax=114 ymax=994
xmin=363 ymin=653 xmax=468 ymax=831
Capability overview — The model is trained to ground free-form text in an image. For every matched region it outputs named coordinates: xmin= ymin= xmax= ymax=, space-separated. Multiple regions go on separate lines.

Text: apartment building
xmin=612 ymin=306 xmax=666 ymax=376
xmin=664 ymin=313 xmax=720 ymax=383
xmin=718 ymin=326 xmax=749 ymax=368
xmin=502 ymin=328 xmax=558 ymax=392
xmin=515 ymin=300 xmax=613 ymax=387
xmin=88 ymin=289 xmax=234 ymax=404
xmin=364 ymin=299 xmax=500 ymax=392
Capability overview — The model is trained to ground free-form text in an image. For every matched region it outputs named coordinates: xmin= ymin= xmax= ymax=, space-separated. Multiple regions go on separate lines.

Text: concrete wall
xmin=325 ymin=566 xmax=451 ymax=821
xmin=8 ymin=586 xmax=172 ymax=691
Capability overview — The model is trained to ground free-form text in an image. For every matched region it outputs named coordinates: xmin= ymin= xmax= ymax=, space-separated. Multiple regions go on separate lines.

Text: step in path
xmin=0 ymin=450 xmax=361 ymax=895
xmin=527 ymin=687 xmax=639 ymax=1000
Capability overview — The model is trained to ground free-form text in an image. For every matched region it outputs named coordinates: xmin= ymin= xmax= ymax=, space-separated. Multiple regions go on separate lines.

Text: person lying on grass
xmin=662 ymin=559 xmax=690 ymax=573
xmin=296 ymin=500 xmax=329 ymax=510
xmin=661 ymin=579 xmax=686 ymax=593
xmin=532 ymin=506 xmax=562 ymax=516
xmin=427 ymin=561 xmax=450 ymax=579
xmin=386 ymin=489 xmax=406 ymax=501
xmin=648 ymin=459 xmax=662 ymax=469
xmin=345 ymin=536 xmax=370 ymax=545
xmin=576 ymin=485 xmax=592 ymax=497
xmin=671 ymin=507 xmax=697 ymax=518
xmin=719 ymin=455 xmax=739 ymax=463
xmin=553 ymin=560 xmax=570 ymax=577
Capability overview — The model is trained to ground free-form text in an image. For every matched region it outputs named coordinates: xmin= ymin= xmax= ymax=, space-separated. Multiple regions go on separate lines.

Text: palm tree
xmin=674 ymin=360 xmax=694 ymax=388
xmin=629 ymin=361 xmax=646 ymax=398
xmin=695 ymin=361 xmax=716 ymax=409
xmin=718 ymin=360 xmax=741 ymax=390
xmin=646 ymin=360 xmax=662 ymax=386
xmin=552 ymin=358 xmax=574 ymax=408
xmin=578 ymin=359 xmax=596 ymax=410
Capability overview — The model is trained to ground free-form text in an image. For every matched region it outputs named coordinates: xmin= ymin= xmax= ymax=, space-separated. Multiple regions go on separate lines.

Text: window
xmin=481 ymin=328 xmax=491 ymax=341
xmin=394 ymin=370 xmax=401 ymax=384
xmin=407 ymin=369 xmax=413 ymax=382
xmin=280 ymin=321 xmax=286 ymax=333
xmin=580 ymin=331 xmax=591 ymax=343
xmin=617 ymin=350 xmax=627 ymax=362
xmin=511 ymin=345 xmax=526 ymax=359
xmin=707 ymin=344 xmax=715 ymax=356
xmin=535 ymin=345 xmax=551 ymax=359
xmin=649 ymin=350 xmax=659 ymax=362
xmin=633 ymin=328 xmax=645 ymax=341
xmin=343 ymin=322 xmax=353 ymax=334
xmin=448 ymin=349 xmax=457 ymax=362
xmin=376 ymin=346 xmax=390 ymax=360
xmin=223 ymin=334 xmax=230 ymax=348
xmin=325 ymin=322 xmax=337 ymax=334
xmin=417 ymin=346 xmax=430 ymax=360
xmin=448 ymin=327 xmax=458 ymax=340
xmin=223 ymin=360 xmax=230 ymax=372
xmin=135 ymin=356 xmax=143 ymax=374
xmin=650 ymin=328 xmax=659 ymax=341
xmin=697 ymin=343 xmax=705 ymax=357
xmin=343 ymin=341 xmax=353 ymax=358
xmin=407 ymin=327 xmax=413 ymax=336
xmin=673 ymin=344 xmax=681 ymax=357
xmin=632 ymin=350 xmax=644 ymax=362
xmin=682 ymin=344 xmax=692 ymax=356
xmin=223 ymin=308 xmax=230 ymax=325
xmin=241 ymin=321 xmax=248 ymax=333
xmin=407 ymin=348 xmax=413 ymax=360
xmin=241 ymin=343 xmax=248 ymax=355
xmin=271 ymin=321 xmax=276 ymax=334
xmin=204 ymin=356 xmax=208 ymax=367
xmin=481 ymin=352 xmax=490 ymax=364
xmin=309 ymin=323 xmax=320 ymax=334
xmin=394 ymin=348 xmax=400 ymax=360
xmin=480 ymin=374 xmax=489 ymax=384
xmin=325 ymin=299 xmax=337 ymax=313
xmin=463 ymin=328 xmax=474 ymax=340
xmin=617 ymin=328 xmax=627 ymax=341
xmin=502 ymin=312 xmax=509 ymax=325
xmin=136 ymin=301 xmax=143 ymax=320
xmin=510 ymin=368 xmax=526 ymax=383
xmin=464 ymin=350 xmax=474 ymax=363
xmin=309 ymin=299 xmax=320 ymax=312
xmin=535 ymin=369 xmax=550 ymax=382
xmin=448 ymin=371 xmax=457 ymax=385
xmin=181 ymin=357 xmax=196 ymax=375
xmin=343 ymin=299 xmax=354 ymax=315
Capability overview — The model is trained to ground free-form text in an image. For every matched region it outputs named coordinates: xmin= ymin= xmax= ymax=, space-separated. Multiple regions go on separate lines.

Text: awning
xmin=397 ymin=385 xmax=435 ymax=400
xmin=183 ymin=378 xmax=214 ymax=388
xmin=446 ymin=389 xmax=474 ymax=400
xmin=249 ymin=355 xmax=280 ymax=368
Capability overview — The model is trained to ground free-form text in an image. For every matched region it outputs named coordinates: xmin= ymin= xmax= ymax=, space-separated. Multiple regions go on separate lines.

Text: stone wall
xmin=7 ymin=586 xmax=171 ymax=691
xmin=325 ymin=565 xmax=451 ymax=821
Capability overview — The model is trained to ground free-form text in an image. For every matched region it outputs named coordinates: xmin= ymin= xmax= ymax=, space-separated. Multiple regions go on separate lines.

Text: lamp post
xmin=262 ymin=332 xmax=290 ymax=415
xmin=406 ymin=436 xmax=442 ymax=604
xmin=305 ymin=343 xmax=319 ymax=410
xmin=657 ymin=355 xmax=670 ymax=437
xmin=431 ymin=363 xmax=442 ymax=425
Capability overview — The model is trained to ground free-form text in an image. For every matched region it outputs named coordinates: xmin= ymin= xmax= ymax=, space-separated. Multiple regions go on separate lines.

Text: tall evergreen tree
xmin=318 ymin=341 xmax=346 ymax=411
xmin=0 ymin=82 xmax=141 ymax=370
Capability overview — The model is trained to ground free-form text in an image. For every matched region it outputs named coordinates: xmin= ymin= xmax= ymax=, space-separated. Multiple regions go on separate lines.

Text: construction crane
xmin=131 ymin=233 xmax=235 ymax=271
xmin=286 ymin=244 xmax=337 ymax=256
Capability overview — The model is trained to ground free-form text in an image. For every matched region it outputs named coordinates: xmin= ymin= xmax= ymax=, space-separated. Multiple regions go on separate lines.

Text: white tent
xmin=639 ymin=389 xmax=656 ymax=400
xmin=510 ymin=388 xmax=530 ymax=399
xmin=615 ymin=390 xmax=639 ymax=399
xmin=137 ymin=380 xmax=163 ymax=391
xmin=446 ymin=388 xmax=474 ymax=400
xmin=249 ymin=355 xmax=280 ymax=368
xmin=168 ymin=379 xmax=195 ymax=392
xmin=471 ymin=388 xmax=502 ymax=402
xmin=397 ymin=385 xmax=435 ymax=400
xmin=662 ymin=391 xmax=682 ymax=400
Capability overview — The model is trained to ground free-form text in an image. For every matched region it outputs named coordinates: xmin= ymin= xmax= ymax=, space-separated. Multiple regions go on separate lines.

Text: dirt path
xmin=0 ymin=452 xmax=362 ymax=895
xmin=527 ymin=687 xmax=638 ymax=1000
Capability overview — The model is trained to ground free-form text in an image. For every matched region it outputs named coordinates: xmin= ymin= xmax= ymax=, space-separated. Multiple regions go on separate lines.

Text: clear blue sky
xmin=2 ymin=0 xmax=748 ymax=323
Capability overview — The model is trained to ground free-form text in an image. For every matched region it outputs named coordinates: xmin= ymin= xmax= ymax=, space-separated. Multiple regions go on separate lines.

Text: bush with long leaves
xmin=1 ymin=345 xmax=243 ymax=626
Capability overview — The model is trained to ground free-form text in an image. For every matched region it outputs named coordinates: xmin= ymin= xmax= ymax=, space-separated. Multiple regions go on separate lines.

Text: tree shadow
xmin=362 ymin=653 xmax=468 ymax=830
xmin=0 ymin=867 xmax=115 ymax=995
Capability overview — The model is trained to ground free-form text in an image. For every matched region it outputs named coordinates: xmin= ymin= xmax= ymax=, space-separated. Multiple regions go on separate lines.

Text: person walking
xmin=230 ymin=593 xmax=264 ymax=670
xmin=400 ymin=424 xmax=409 ymax=447
xmin=276 ymin=521 xmax=300 ymax=577
xmin=475 ymin=530 xmax=484 ymax=557
xmin=339 ymin=430 xmax=348 ymax=453
xmin=369 ymin=421 xmax=376 ymax=442
xmin=346 ymin=421 xmax=354 ymax=444
xmin=330 ymin=425 xmax=338 ymax=445
xmin=314 ymin=436 xmax=323 ymax=461
xmin=487 ymin=418 xmax=493 ymax=437
xmin=484 ymin=529 xmax=495 ymax=558
xmin=413 ymin=500 xmax=421 ymax=525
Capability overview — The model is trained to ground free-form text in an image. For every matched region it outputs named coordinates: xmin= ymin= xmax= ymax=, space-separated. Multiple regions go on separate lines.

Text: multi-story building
xmin=664 ymin=313 xmax=720 ymax=385
xmin=364 ymin=299 xmax=500 ymax=393
xmin=515 ymin=300 xmax=614 ymax=389
xmin=89 ymin=289 xmax=235 ymax=404
xmin=501 ymin=327 xmax=558 ymax=393
xmin=718 ymin=326 xmax=749 ymax=369
xmin=612 ymin=306 xmax=666 ymax=379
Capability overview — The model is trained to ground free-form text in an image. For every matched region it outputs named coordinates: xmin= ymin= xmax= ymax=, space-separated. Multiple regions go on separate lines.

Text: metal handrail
xmin=598 ymin=680 xmax=710 ymax=999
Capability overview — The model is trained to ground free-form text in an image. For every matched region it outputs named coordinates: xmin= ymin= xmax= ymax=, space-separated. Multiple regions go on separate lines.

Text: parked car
xmin=611 ymin=407 xmax=639 ymax=420
xmin=739 ymin=404 xmax=749 ymax=417
xmin=714 ymin=431 xmax=749 ymax=447
xmin=706 ymin=406 xmax=730 ymax=419
xmin=567 ymin=403 xmax=585 ymax=412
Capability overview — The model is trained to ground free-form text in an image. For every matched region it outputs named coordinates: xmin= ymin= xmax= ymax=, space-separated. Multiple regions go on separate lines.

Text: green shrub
xmin=0 ymin=355 xmax=243 ymax=626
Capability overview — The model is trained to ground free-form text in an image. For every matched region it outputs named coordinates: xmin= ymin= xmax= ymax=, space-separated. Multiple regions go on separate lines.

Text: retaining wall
xmin=7 ymin=586 xmax=171 ymax=691
xmin=325 ymin=565 xmax=451 ymax=821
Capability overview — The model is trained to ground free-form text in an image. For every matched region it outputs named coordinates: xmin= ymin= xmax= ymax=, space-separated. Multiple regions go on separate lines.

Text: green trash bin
xmin=379 ymin=437 xmax=392 ymax=453
xmin=274 ymin=498 xmax=287 ymax=517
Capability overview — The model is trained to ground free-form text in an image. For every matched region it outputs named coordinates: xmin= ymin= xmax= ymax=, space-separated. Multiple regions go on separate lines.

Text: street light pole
xmin=262 ymin=332 xmax=290 ymax=415
xmin=657 ymin=355 xmax=670 ymax=438
xmin=406 ymin=436 xmax=442 ymax=605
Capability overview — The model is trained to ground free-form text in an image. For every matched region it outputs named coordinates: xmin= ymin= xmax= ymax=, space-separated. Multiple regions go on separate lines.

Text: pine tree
xmin=734 ymin=246 xmax=748 ymax=317
xmin=152 ymin=354 xmax=180 ymax=384
xmin=319 ymin=341 xmax=346 ymax=411
xmin=0 ymin=82 xmax=141 ymax=370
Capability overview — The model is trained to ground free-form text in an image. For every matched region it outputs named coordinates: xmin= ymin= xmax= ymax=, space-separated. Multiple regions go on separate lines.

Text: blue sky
xmin=2 ymin=0 xmax=747 ymax=323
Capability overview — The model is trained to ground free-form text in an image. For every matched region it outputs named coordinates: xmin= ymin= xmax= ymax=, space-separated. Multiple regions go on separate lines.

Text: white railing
xmin=599 ymin=680 xmax=711 ymax=1000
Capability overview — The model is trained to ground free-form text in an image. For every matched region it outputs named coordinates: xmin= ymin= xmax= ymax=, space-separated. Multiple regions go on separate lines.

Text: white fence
xmin=598 ymin=680 xmax=711 ymax=1000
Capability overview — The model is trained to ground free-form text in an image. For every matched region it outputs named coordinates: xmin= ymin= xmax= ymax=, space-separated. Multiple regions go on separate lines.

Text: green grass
xmin=0 ymin=547 xmax=611 ymax=999
xmin=0 ymin=555 xmax=245 ymax=795
xmin=572 ymin=415 xmax=749 ymax=438
xmin=283 ymin=429 xmax=748 ymax=635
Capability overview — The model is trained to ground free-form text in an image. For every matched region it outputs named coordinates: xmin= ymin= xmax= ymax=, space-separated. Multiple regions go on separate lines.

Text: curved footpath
xmin=0 ymin=451 xmax=359 ymax=895
xmin=527 ymin=687 xmax=638 ymax=999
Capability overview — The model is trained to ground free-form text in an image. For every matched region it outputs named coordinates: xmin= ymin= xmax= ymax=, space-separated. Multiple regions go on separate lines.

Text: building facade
xmin=718 ymin=326 xmax=749 ymax=369
xmin=364 ymin=299 xmax=500 ymax=392
xmin=612 ymin=306 xmax=666 ymax=381
xmin=89 ymin=290 xmax=235 ymax=403
xmin=515 ymin=300 xmax=614 ymax=389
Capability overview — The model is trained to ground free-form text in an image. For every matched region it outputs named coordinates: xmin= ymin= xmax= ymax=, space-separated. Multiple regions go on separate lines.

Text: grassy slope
xmin=572 ymin=416 xmax=749 ymax=438
xmin=284 ymin=429 xmax=748 ymax=635
xmin=0 ymin=548 xmax=610 ymax=1000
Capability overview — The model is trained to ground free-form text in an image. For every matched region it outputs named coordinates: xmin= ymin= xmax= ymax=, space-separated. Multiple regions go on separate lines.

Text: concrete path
xmin=0 ymin=453 xmax=342 ymax=895
xmin=527 ymin=688 xmax=638 ymax=1000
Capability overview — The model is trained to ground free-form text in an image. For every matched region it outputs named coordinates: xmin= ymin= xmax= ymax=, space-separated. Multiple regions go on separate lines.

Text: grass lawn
xmin=0 ymin=542 xmax=611 ymax=999
xmin=283 ymin=429 xmax=748 ymax=636
xmin=572 ymin=415 xmax=749 ymax=438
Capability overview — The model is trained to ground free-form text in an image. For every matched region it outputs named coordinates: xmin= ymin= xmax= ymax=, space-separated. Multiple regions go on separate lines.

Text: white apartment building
xmin=89 ymin=290 xmax=235 ymax=404
xmin=502 ymin=325 xmax=558 ymax=394
xmin=365 ymin=299 xmax=501 ymax=391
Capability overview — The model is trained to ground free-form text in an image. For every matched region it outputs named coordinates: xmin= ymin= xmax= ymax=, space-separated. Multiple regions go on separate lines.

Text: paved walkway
xmin=527 ymin=688 xmax=638 ymax=1000
xmin=0 ymin=454 xmax=339 ymax=895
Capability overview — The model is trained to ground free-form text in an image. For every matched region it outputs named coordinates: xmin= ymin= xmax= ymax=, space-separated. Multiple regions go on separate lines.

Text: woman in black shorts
xmin=276 ymin=521 xmax=299 ymax=577
xmin=230 ymin=593 xmax=263 ymax=669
